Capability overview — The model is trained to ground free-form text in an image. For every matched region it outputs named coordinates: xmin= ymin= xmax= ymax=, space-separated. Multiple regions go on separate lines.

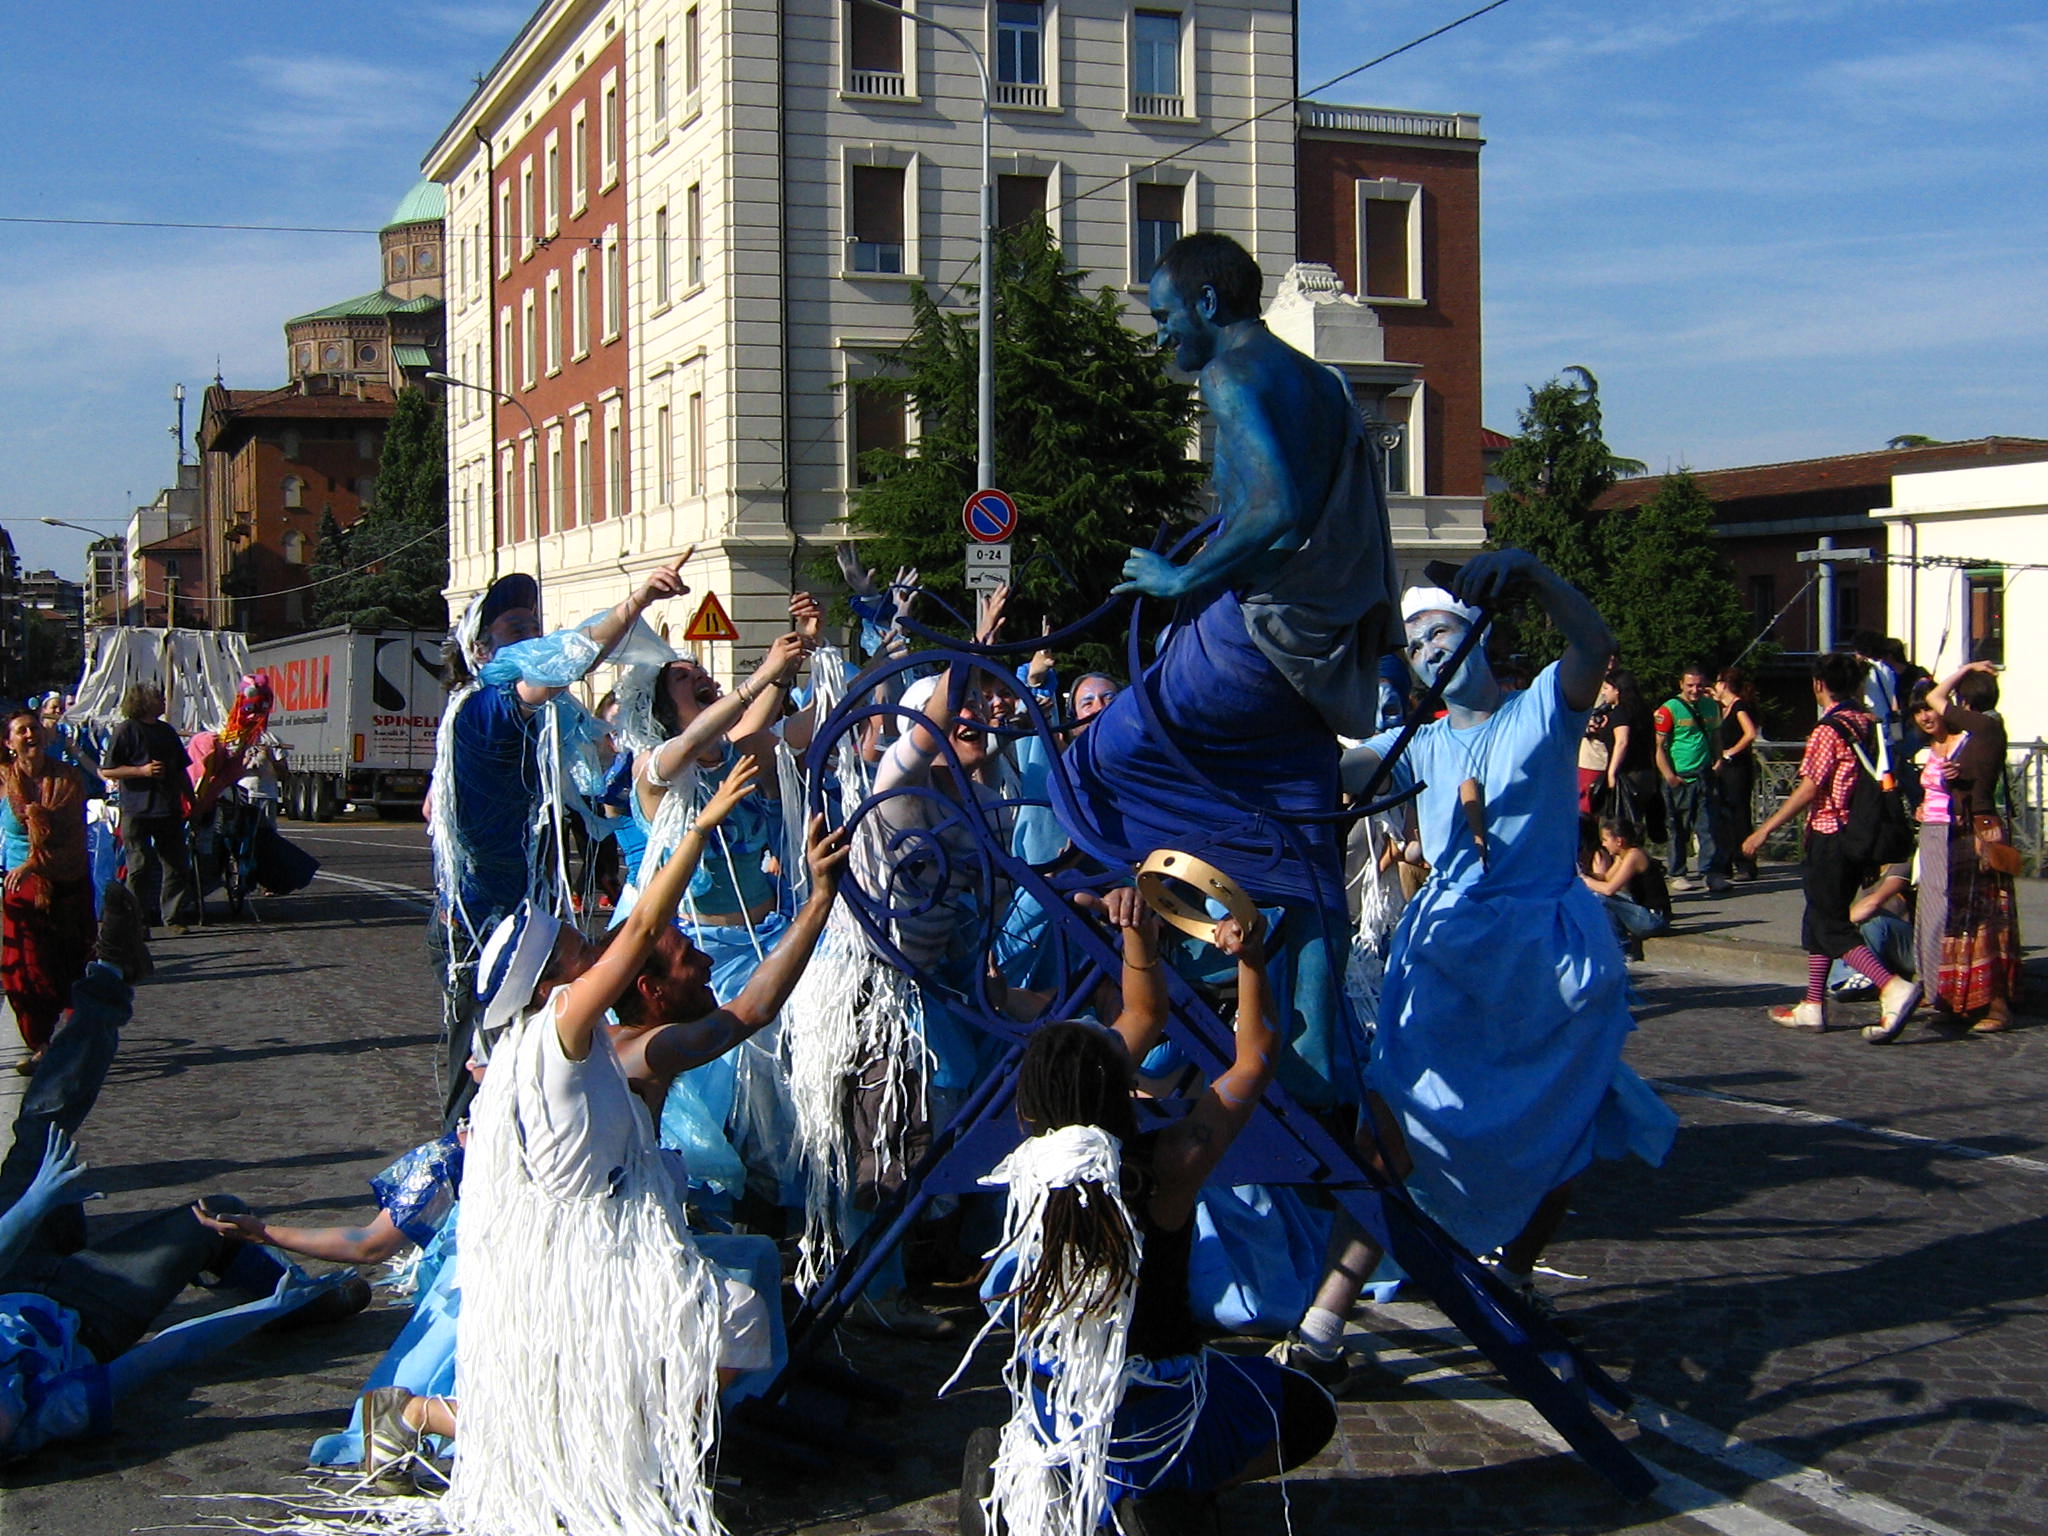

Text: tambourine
xmin=1136 ymin=849 xmax=1264 ymax=948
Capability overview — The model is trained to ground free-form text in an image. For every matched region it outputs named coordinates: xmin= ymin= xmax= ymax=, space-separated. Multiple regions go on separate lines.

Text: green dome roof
xmin=384 ymin=179 xmax=446 ymax=230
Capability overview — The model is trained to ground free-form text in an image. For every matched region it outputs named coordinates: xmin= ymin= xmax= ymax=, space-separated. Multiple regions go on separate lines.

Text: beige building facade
xmin=425 ymin=0 xmax=1296 ymax=676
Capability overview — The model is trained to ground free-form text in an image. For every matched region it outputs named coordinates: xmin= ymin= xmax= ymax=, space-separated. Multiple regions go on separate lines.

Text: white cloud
xmin=221 ymin=54 xmax=450 ymax=152
xmin=1806 ymin=24 xmax=2048 ymax=122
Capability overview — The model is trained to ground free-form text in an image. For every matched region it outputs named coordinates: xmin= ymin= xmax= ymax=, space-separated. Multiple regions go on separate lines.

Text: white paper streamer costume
xmin=446 ymin=987 xmax=726 ymax=1536
xmin=779 ymin=644 xmax=930 ymax=1293
xmin=943 ymin=1124 xmax=1144 ymax=1536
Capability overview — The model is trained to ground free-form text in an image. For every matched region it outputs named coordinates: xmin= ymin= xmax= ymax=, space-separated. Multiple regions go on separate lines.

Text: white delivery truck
xmin=246 ymin=627 xmax=445 ymax=819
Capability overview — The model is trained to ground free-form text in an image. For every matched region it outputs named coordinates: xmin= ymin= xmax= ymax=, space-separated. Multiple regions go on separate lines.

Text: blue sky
xmin=4 ymin=0 xmax=2044 ymax=581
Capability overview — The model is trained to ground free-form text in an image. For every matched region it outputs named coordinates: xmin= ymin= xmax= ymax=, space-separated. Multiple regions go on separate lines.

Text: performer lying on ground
xmin=953 ymin=894 xmax=1336 ymax=1536
xmin=444 ymin=757 xmax=779 ymax=1536
xmin=1067 ymin=230 xmax=1400 ymax=1116
xmin=1281 ymin=551 xmax=1678 ymax=1361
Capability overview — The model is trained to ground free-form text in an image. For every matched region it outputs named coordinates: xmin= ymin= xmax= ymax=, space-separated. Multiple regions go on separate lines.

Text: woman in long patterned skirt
xmin=1911 ymin=663 xmax=2022 ymax=1033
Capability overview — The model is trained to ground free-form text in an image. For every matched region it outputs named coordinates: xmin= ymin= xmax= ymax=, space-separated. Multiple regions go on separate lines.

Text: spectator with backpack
xmin=1743 ymin=652 xmax=1921 ymax=1041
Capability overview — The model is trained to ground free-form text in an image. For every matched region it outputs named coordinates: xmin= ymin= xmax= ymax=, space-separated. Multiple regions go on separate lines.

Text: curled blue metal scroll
xmin=782 ymin=579 xmax=1654 ymax=1500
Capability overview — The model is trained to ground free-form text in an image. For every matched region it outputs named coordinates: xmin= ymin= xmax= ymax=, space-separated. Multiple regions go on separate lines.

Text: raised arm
xmin=556 ymin=757 xmax=759 ymax=1061
xmin=0 ymin=1130 xmax=94 ymax=1278
xmin=643 ymin=631 xmax=809 ymax=797
xmin=514 ymin=548 xmax=694 ymax=708
xmin=1929 ymin=660 xmax=2002 ymax=735
xmin=1150 ymin=917 xmax=1276 ymax=1229
xmin=1451 ymin=549 xmax=1613 ymax=711
xmin=642 ymin=816 xmax=850 ymax=1078
xmin=1102 ymin=886 xmax=1168 ymax=1065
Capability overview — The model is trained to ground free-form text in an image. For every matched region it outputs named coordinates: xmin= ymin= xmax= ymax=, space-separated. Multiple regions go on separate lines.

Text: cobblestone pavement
xmin=2 ymin=828 xmax=2043 ymax=1535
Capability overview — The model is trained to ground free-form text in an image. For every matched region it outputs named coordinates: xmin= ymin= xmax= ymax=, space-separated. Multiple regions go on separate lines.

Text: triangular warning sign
xmin=684 ymin=591 xmax=739 ymax=643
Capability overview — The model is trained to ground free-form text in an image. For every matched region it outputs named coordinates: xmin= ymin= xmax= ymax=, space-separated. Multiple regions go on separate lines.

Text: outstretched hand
xmin=790 ymin=591 xmax=823 ymax=643
xmin=697 ymin=757 xmax=760 ymax=832
xmin=636 ymin=546 xmax=697 ymax=606
xmin=975 ymin=583 xmax=1011 ymax=646
xmin=803 ymin=814 xmax=853 ymax=897
xmin=1212 ymin=914 xmax=1265 ymax=965
xmin=1101 ymin=884 xmax=1158 ymax=940
xmin=1447 ymin=548 xmax=1540 ymax=609
xmin=835 ymin=543 xmax=880 ymax=599
xmin=24 ymin=1128 xmax=97 ymax=1211
xmin=192 ymin=1204 xmax=265 ymax=1241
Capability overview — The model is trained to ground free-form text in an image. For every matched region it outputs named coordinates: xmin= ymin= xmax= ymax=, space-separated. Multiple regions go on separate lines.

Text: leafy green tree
xmin=825 ymin=216 xmax=1207 ymax=676
xmin=1598 ymin=468 xmax=1751 ymax=692
xmin=313 ymin=388 xmax=450 ymax=631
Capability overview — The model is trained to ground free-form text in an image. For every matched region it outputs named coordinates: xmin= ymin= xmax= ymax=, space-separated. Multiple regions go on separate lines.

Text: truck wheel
xmin=282 ymin=776 xmax=303 ymax=821
xmin=313 ymin=777 xmax=338 ymax=823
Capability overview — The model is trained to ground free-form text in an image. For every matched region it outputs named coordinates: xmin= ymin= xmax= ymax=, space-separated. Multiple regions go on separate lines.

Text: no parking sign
xmin=962 ymin=487 xmax=1019 ymax=543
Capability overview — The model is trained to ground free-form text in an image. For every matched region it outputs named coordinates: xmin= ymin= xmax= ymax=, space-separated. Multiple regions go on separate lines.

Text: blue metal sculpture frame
xmin=766 ymin=563 xmax=1655 ymax=1500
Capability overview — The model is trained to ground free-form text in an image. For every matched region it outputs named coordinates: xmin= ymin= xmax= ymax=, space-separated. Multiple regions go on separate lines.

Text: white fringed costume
xmin=946 ymin=1125 xmax=1144 ymax=1536
xmin=447 ymin=991 xmax=726 ymax=1536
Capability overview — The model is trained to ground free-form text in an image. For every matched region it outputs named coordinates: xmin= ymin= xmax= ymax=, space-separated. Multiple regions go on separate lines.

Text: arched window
xmin=282 ymin=530 xmax=307 ymax=565
xmin=282 ymin=475 xmax=305 ymax=509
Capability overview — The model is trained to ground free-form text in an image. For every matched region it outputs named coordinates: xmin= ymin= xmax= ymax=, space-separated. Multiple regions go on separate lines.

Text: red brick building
xmin=1295 ymin=105 xmax=1485 ymax=499
xmin=1595 ymin=438 xmax=2048 ymax=655
xmin=198 ymin=381 xmax=400 ymax=639
xmin=479 ymin=33 xmax=632 ymax=548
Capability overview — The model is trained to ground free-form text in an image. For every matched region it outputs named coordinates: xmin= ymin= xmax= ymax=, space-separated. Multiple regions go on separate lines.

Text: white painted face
xmin=1404 ymin=610 xmax=1472 ymax=693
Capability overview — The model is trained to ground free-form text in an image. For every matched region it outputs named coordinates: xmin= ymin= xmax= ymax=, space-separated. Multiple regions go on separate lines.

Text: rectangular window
xmin=688 ymin=391 xmax=706 ymax=495
xmin=851 ymin=382 xmax=908 ymax=485
xmin=1748 ymin=574 xmax=1777 ymax=637
xmin=572 ymin=253 xmax=591 ymax=357
xmin=1131 ymin=11 xmax=1181 ymax=110
xmin=607 ymin=413 xmax=624 ymax=520
xmin=847 ymin=0 xmax=904 ymax=93
xmin=656 ymin=404 xmax=673 ymax=503
xmin=498 ymin=307 xmax=514 ymax=394
xmin=551 ymin=431 xmax=568 ymax=532
xmin=570 ymin=106 xmax=589 ymax=213
xmin=497 ymin=181 xmax=514 ymax=275
xmin=849 ymin=165 xmax=906 ymax=273
xmin=520 ymin=291 xmax=537 ymax=388
xmin=683 ymin=6 xmax=701 ymax=98
xmin=995 ymin=2 xmax=1045 ymax=105
xmin=524 ymin=446 xmax=539 ymax=544
xmin=1358 ymin=181 xmax=1422 ymax=301
xmin=577 ymin=421 xmax=594 ymax=525
xmin=545 ymin=276 xmax=563 ymax=373
xmin=604 ymin=234 xmax=623 ymax=338
xmin=1966 ymin=568 xmax=2005 ymax=664
xmin=997 ymin=173 xmax=1048 ymax=231
xmin=686 ymin=183 xmax=704 ymax=288
xmin=520 ymin=159 xmax=535 ymax=255
xmin=653 ymin=205 xmax=671 ymax=304
xmin=544 ymin=131 xmax=560 ymax=234
xmin=1133 ymin=182 xmax=1182 ymax=279
xmin=601 ymin=73 xmax=621 ymax=188
xmin=653 ymin=37 xmax=669 ymax=123
xmin=504 ymin=450 xmax=519 ymax=543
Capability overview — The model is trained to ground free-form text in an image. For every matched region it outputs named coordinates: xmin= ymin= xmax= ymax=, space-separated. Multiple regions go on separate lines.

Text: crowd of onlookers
xmin=1572 ymin=632 xmax=2024 ymax=1037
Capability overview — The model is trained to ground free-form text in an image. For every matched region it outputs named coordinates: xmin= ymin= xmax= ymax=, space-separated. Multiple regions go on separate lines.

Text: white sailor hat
xmin=1400 ymin=585 xmax=1482 ymax=626
xmin=474 ymin=900 xmax=563 ymax=1050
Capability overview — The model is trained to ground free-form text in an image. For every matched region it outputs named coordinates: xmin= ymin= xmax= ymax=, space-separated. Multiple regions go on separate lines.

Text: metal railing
xmin=1751 ymin=738 xmax=2047 ymax=875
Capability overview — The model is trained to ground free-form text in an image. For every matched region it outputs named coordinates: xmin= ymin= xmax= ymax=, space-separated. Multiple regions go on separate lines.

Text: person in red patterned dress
xmin=1744 ymin=652 xmax=1922 ymax=1040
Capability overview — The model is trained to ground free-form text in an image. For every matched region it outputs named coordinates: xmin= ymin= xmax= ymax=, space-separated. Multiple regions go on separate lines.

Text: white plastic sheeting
xmin=67 ymin=627 xmax=251 ymax=736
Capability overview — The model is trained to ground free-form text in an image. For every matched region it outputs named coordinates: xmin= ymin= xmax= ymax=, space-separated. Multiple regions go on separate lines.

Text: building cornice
xmin=422 ymin=0 xmax=612 ymax=179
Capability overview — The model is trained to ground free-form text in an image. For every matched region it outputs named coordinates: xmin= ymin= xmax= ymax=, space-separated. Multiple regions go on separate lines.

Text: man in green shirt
xmin=1655 ymin=664 xmax=1726 ymax=891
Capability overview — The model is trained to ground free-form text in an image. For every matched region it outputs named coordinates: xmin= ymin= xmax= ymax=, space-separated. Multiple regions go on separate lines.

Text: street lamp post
xmin=856 ymin=0 xmax=995 ymax=490
xmin=427 ymin=370 xmax=540 ymax=585
xmin=40 ymin=517 xmax=127 ymax=628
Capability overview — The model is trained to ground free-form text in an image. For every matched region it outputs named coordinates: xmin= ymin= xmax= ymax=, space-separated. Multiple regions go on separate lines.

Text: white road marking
xmin=309 ymin=870 xmax=435 ymax=913
xmin=1650 ymin=1078 xmax=2048 ymax=1177
xmin=1361 ymin=1302 xmax=1973 ymax=1536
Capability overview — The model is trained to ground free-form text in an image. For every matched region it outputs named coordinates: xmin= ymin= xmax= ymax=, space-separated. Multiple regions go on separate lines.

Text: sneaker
xmin=359 ymin=1386 xmax=423 ymax=1495
xmin=93 ymin=880 xmax=152 ymax=981
xmin=958 ymin=1424 xmax=1001 ymax=1536
xmin=1267 ymin=1332 xmax=1357 ymax=1393
xmin=1865 ymin=978 xmax=1923 ymax=1043
xmin=848 ymin=1289 xmax=959 ymax=1341
xmin=1666 ymin=875 xmax=1699 ymax=893
xmin=1769 ymin=1000 xmax=1830 ymax=1032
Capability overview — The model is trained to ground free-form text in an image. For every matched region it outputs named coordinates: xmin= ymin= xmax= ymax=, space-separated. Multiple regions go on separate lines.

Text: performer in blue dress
xmin=1063 ymin=232 xmax=1400 ymax=1112
xmin=1325 ymin=552 xmax=1677 ymax=1326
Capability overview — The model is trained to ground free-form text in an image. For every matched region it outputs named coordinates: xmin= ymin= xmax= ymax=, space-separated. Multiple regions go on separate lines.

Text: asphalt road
xmin=1 ymin=821 xmax=2042 ymax=1536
